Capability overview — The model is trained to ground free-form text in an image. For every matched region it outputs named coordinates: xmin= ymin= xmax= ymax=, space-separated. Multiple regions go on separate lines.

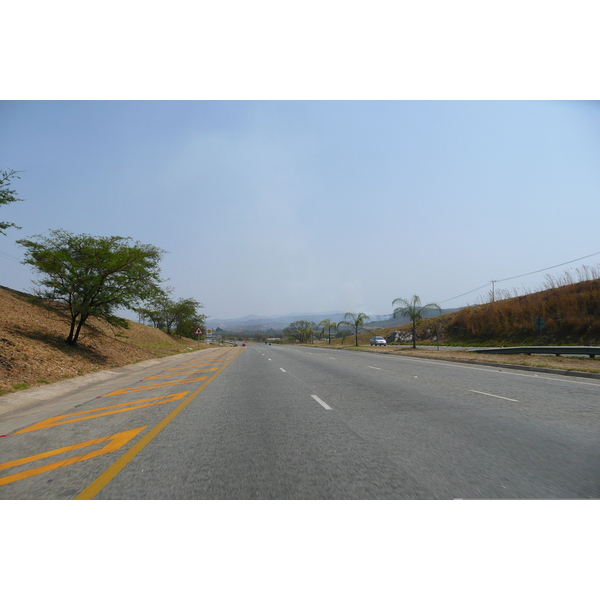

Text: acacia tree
xmin=136 ymin=286 xmax=174 ymax=330
xmin=337 ymin=312 xmax=371 ymax=346
xmin=318 ymin=318 xmax=337 ymax=344
xmin=392 ymin=295 xmax=441 ymax=349
xmin=0 ymin=169 xmax=25 ymax=235
xmin=17 ymin=229 xmax=165 ymax=345
xmin=138 ymin=290 xmax=205 ymax=338
xmin=172 ymin=297 xmax=205 ymax=338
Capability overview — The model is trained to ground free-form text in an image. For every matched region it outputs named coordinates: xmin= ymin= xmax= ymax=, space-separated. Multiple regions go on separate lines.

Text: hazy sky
xmin=1 ymin=100 xmax=600 ymax=320
xmin=0 ymin=101 xmax=600 ymax=318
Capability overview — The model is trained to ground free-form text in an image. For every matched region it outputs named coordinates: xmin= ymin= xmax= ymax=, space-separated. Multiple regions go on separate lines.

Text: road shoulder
xmin=307 ymin=344 xmax=600 ymax=380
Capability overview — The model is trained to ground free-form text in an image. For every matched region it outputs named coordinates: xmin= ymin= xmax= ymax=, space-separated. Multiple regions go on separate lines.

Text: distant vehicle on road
xmin=370 ymin=336 xmax=387 ymax=346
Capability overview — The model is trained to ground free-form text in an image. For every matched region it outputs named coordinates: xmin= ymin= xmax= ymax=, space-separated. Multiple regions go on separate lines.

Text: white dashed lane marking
xmin=311 ymin=395 xmax=333 ymax=410
xmin=470 ymin=390 xmax=520 ymax=403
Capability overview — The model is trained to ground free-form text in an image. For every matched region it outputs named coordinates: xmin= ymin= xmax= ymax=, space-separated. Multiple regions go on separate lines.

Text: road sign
xmin=534 ymin=317 xmax=546 ymax=331
xmin=194 ymin=327 xmax=203 ymax=335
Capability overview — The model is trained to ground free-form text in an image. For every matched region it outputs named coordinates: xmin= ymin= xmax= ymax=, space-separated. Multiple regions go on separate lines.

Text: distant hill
xmin=367 ymin=308 xmax=459 ymax=330
xmin=206 ymin=312 xmax=348 ymax=332
xmin=207 ymin=309 xmax=459 ymax=332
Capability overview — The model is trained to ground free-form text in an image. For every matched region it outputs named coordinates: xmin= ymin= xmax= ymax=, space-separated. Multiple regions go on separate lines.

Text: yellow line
xmin=103 ymin=376 xmax=209 ymax=396
xmin=143 ymin=368 xmax=218 ymax=380
xmin=166 ymin=364 xmax=224 ymax=371
xmin=0 ymin=427 xmax=146 ymax=487
xmin=13 ymin=392 xmax=189 ymax=435
xmin=74 ymin=347 xmax=244 ymax=500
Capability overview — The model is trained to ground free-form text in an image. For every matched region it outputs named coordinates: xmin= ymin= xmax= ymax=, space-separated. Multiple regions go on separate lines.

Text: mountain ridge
xmin=206 ymin=309 xmax=458 ymax=331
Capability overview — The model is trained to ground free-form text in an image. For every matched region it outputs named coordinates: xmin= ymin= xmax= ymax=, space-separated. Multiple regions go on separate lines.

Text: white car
xmin=370 ymin=336 xmax=387 ymax=346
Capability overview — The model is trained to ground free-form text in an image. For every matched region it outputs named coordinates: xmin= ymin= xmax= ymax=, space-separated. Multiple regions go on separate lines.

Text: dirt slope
xmin=0 ymin=286 xmax=207 ymax=395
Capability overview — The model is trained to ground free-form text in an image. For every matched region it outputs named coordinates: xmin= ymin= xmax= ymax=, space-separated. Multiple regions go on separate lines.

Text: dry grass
xmin=0 ymin=286 xmax=208 ymax=395
xmin=313 ymin=321 xmax=600 ymax=373
xmin=321 ymin=273 xmax=600 ymax=355
xmin=336 ymin=345 xmax=600 ymax=374
xmin=444 ymin=275 xmax=600 ymax=345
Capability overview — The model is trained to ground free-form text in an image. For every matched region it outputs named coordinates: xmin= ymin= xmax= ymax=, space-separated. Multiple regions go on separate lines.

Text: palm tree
xmin=318 ymin=318 xmax=337 ymax=344
xmin=337 ymin=312 xmax=371 ymax=346
xmin=392 ymin=295 xmax=441 ymax=349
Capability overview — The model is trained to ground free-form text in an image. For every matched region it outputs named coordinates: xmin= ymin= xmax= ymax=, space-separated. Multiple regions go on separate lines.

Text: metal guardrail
xmin=468 ymin=346 xmax=600 ymax=359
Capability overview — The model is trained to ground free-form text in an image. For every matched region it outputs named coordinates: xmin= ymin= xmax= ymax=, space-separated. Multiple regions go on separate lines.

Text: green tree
xmin=136 ymin=286 xmax=174 ymax=330
xmin=318 ymin=318 xmax=337 ymax=344
xmin=172 ymin=297 xmax=205 ymax=338
xmin=0 ymin=169 xmax=25 ymax=235
xmin=138 ymin=290 xmax=205 ymax=337
xmin=17 ymin=229 xmax=165 ymax=345
xmin=337 ymin=312 xmax=371 ymax=346
xmin=283 ymin=320 xmax=315 ymax=343
xmin=392 ymin=295 xmax=441 ymax=349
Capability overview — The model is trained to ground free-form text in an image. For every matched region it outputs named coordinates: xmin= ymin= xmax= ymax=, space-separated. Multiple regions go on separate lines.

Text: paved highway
xmin=0 ymin=343 xmax=598 ymax=499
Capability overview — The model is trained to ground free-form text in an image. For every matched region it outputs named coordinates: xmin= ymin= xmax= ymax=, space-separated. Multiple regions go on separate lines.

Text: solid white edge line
xmin=388 ymin=355 xmax=600 ymax=387
xmin=311 ymin=395 xmax=333 ymax=410
xmin=280 ymin=368 xmax=286 ymax=372
xmin=368 ymin=366 xmax=383 ymax=370
xmin=469 ymin=390 xmax=520 ymax=402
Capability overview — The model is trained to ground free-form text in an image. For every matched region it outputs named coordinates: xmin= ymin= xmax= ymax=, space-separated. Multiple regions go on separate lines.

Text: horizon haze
xmin=2 ymin=101 xmax=600 ymax=321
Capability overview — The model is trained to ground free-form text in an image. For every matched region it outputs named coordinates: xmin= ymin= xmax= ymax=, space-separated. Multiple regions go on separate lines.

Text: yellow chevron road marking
xmin=0 ymin=427 xmax=146 ymax=487
xmin=104 ymin=376 xmax=208 ymax=396
xmin=12 ymin=393 xmax=189 ymax=435
xmin=143 ymin=368 xmax=218 ymax=380
xmin=75 ymin=346 xmax=244 ymax=499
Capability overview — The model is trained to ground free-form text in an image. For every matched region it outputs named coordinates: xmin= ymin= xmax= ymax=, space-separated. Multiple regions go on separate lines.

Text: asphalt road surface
xmin=1 ymin=343 xmax=598 ymax=499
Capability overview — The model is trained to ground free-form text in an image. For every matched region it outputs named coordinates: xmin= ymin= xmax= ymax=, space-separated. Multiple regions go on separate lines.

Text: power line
xmin=495 ymin=250 xmax=600 ymax=283
xmin=435 ymin=283 xmax=489 ymax=305
xmin=436 ymin=250 xmax=600 ymax=306
xmin=0 ymin=249 xmax=21 ymax=263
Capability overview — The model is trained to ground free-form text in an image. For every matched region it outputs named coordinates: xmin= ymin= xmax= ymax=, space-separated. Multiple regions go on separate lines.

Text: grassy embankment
xmin=0 ymin=285 xmax=209 ymax=395
xmin=315 ymin=275 xmax=600 ymax=374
